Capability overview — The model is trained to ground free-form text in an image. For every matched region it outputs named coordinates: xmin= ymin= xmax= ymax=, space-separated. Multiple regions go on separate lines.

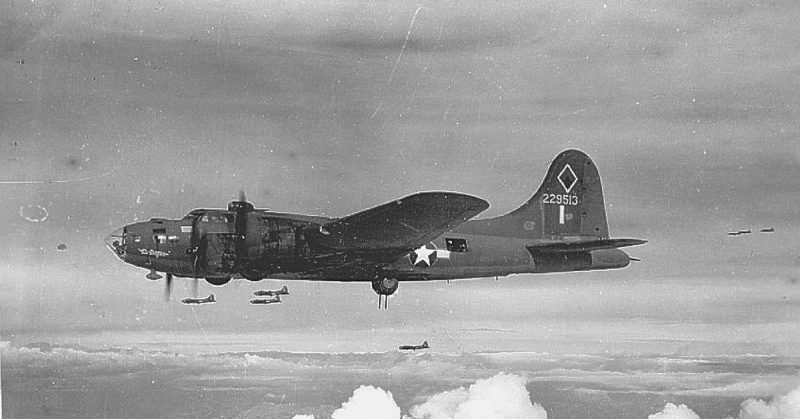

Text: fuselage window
xmin=153 ymin=228 xmax=167 ymax=244
xmin=445 ymin=238 xmax=468 ymax=253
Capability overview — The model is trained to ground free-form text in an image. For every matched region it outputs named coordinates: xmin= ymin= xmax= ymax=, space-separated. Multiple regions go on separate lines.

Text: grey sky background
xmin=2 ymin=0 xmax=799 ymax=347
xmin=3 ymin=1 xmax=800 ymax=418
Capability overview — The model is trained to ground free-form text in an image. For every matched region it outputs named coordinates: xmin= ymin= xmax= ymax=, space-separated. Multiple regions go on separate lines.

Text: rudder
xmin=457 ymin=149 xmax=609 ymax=240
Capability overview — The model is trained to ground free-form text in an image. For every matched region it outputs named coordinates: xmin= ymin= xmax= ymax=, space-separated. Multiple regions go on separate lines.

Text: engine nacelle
xmin=240 ymin=268 xmax=269 ymax=281
xmin=371 ymin=277 xmax=399 ymax=296
xmin=206 ymin=277 xmax=231 ymax=286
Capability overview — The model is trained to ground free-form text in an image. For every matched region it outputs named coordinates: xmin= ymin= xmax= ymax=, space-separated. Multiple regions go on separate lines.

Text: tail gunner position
xmin=105 ymin=149 xmax=646 ymax=308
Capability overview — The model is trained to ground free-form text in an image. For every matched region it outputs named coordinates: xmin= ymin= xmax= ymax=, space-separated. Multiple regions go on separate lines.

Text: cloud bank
xmin=311 ymin=378 xmax=800 ymax=419
xmin=648 ymin=383 xmax=800 ymax=419
xmin=293 ymin=372 xmax=546 ymax=419
xmin=6 ymin=341 xmax=800 ymax=419
xmin=735 ymin=385 xmax=800 ymax=419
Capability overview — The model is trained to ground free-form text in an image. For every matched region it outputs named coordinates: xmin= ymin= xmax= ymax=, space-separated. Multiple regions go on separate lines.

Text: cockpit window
xmin=182 ymin=210 xmax=203 ymax=221
xmin=200 ymin=213 xmax=232 ymax=223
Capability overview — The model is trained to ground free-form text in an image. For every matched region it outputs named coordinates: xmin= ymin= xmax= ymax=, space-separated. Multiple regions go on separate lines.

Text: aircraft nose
xmin=104 ymin=227 xmax=126 ymax=259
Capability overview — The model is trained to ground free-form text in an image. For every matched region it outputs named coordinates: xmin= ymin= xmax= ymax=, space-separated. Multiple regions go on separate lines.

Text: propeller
xmin=164 ymin=273 xmax=173 ymax=301
xmin=229 ymin=189 xmax=255 ymax=273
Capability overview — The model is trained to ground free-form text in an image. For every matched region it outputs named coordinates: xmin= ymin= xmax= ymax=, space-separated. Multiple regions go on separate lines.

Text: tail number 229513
xmin=541 ymin=194 xmax=578 ymax=205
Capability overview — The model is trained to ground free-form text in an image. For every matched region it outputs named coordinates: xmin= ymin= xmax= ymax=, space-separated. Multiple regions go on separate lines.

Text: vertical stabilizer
xmin=457 ymin=149 xmax=609 ymax=240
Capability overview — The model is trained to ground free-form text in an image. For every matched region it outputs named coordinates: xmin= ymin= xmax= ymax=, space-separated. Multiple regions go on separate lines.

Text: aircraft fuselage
xmin=107 ymin=211 xmax=631 ymax=284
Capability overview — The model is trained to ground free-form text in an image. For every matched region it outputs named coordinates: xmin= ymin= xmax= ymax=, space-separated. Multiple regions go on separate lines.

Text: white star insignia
xmin=412 ymin=245 xmax=436 ymax=266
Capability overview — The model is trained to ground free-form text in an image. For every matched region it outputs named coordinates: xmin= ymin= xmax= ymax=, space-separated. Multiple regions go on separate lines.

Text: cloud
xmin=649 ymin=403 xmax=701 ymax=419
xmin=331 ymin=385 xmax=402 ymax=419
xmin=292 ymin=416 xmax=315 ymax=419
xmin=734 ymin=384 xmax=800 ymax=419
xmin=409 ymin=387 xmax=469 ymax=419
xmin=648 ymin=384 xmax=800 ymax=419
xmin=306 ymin=372 xmax=547 ymax=419
xmin=408 ymin=373 xmax=547 ymax=419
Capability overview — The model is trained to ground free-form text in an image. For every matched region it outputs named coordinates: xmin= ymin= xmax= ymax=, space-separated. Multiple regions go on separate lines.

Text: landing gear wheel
xmin=164 ymin=273 xmax=173 ymax=302
xmin=372 ymin=278 xmax=399 ymax=310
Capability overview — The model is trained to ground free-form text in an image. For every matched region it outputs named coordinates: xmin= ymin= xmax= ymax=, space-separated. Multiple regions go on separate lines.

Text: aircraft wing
xmin=526 ymin=238 xmax=647 ymax=253
xmin=310 ymin=192 xmax=489 ymax=252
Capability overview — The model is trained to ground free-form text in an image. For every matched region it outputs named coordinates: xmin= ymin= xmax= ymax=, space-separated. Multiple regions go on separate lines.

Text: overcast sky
xmin=1 ymin=0 xmax=799 ymax=344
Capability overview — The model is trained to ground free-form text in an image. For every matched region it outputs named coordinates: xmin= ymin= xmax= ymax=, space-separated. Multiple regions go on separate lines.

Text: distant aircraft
xmin=104 ymin=149 xmax=646 ymax=309
xmin=253 ymin=285 xmax=289 ymax=297
xmin=250 ymin=295 xmax=281 ymax=305
xmin=180 ymin=294 xmax=216 ymax=305
xmin=759 ymin=227 xmax=775 ymax=233
xmin=399 ymin=341 xmax=429 ymax=351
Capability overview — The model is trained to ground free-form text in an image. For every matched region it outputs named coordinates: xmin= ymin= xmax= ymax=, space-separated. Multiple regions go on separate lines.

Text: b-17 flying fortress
xmin=253 ymin=285 xmax=289 ymax=297
xmin=249 ymin=295 xmax=281 ymax=305
xmin=250 ymin=285 xmax=288 ymax=304
xmin=105 ymin=149 xmax=646 ymax=309
xmin=178 ymin=286 xmax=289 ymax=306
xmin=399 ymin=341 xmax=430 ymax=351
xmin=727 ymin=227 xmax=775 ymax=236
xmin=180 ymin=294 xmax=216 ymax=305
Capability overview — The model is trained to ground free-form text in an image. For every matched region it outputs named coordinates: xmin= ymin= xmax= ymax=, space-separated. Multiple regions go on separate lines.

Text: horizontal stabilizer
xmin=527 ymin=238 xmax=647 ymax=253
xmin=311 ymin=192 xmax=489 ymax=252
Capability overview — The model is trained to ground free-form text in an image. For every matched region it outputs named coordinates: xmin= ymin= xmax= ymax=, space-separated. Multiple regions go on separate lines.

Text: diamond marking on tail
xmin=558 ymin=164 xmax=577 ymax=193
